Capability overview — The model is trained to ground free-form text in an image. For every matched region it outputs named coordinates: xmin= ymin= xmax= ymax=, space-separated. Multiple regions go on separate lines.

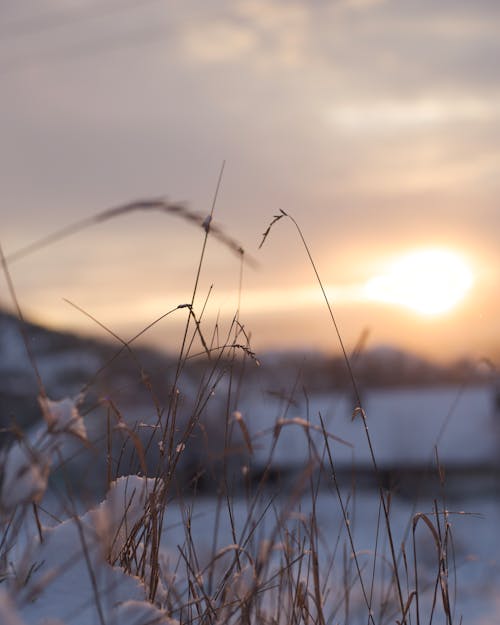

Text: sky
xmin=1 ymin=0 xmax=500 ymax=362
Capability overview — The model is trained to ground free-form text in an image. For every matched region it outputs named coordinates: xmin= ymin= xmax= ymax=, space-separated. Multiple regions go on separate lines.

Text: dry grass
xmin=0 ymin=193 xmax=464 ymax=625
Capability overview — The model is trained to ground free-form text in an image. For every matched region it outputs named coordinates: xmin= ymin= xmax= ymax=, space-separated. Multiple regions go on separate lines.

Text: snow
xmin=0 ymin=441 xmax=49 ymax=512
xmin=2 ymin=386 xmax=500 ymax=624
xmin=0 ymin=397 xmax=87 ymax=513
xmin=90 ymin=475 xmax=156 ymax=561
xmin=3 ymin=476 xmax=177 ymax=625
xmin=39 ymin=396 xmax=87 ymax=441
xmin=145 ymin=485 xmax=500 ymax=625
xmin=0 ymin=589 xmax=27 ymax=625
xmin=240 ymin=385 xmax=498 ymax=468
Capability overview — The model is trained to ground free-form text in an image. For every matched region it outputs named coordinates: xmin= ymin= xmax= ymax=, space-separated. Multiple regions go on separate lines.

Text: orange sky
xmin=2 ymin=1 xmax=500 ymax=363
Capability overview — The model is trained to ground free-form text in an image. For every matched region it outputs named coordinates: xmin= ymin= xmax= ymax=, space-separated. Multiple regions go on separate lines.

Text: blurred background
xmin=3 ymin=6 xmax=500 ymax=622
xmin=1 ymin=0 xmax=500 ymax=362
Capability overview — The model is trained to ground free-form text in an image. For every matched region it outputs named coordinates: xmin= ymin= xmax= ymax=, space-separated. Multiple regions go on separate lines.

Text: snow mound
xmin=39 ymin=396 xmax=87 ymax=441
xmin=4 ymin=476 xmax=176 ymax=625
xmin=0 ymin=396 xmax=87 ymax=513
xmin=90 ymin=475 xmax=157 ymax=561
xmin=0 ymin=442 xmax=49 ymax=512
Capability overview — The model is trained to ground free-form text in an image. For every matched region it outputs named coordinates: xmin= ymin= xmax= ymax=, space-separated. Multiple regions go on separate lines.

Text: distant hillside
xmin=0 ymin=310 xmax=176 ymax=435
xmin=0 ymin=311 xmax=494 ymax=497
xmin=0 ymin=311 xmax=490 ymax=437
xmin=256 ymin=346 xmax=490 ymax=394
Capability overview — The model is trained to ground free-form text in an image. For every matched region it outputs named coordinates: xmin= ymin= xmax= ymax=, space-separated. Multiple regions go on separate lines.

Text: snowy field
xmin=160 ymin=381 xmax=500 ymax=623
xmin=162 ymin=488 xmax=500 ymax=625
xmin=1 ymin=385 xmax=499 ymax=624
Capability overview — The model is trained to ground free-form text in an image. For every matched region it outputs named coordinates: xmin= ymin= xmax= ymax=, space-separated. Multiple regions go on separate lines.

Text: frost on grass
xmin=4 ymin=476 xmax=176 ymax=625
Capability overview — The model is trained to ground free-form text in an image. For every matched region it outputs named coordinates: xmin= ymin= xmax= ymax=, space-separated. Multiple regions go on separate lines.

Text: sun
xmin=363 ymin=248 xmax=474 ymax=316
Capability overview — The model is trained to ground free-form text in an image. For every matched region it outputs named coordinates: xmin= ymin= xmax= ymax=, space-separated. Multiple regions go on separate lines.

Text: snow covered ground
xmin=4 ymin=484 xmax=498 ymax=624
xmin=2 ymin=386 xmax=500 ymax=624
xmin=159 ymin=487 xmax=500 ymax=625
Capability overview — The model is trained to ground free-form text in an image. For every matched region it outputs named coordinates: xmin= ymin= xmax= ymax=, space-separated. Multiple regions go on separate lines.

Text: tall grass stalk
xmin=0 ymin=196 xmax=463 ymax=625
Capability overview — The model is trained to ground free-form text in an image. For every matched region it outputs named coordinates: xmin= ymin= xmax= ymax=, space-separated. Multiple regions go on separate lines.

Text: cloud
xmin=327 ymin=97 xmax=500 ymax=131
xmin=181 ymin=19 xmax=257 ymax=64
xmin=2 ymin=0 xmax=500 ymax=357
xmin=339 ymin=0 xmax=388 ymax=9
xmin=178 ymin=1 xmax=309 ymax=69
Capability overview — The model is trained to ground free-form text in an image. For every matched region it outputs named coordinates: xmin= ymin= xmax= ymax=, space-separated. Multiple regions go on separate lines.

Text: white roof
xmin=240 ymin=386 xmax=498 ymax=468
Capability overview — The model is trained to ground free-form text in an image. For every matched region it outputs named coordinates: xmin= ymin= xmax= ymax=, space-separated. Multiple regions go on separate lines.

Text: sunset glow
xmin=2 ymin=1 xmax=500 ymax=359
xmin=363 ymin=249 xmax=474 ymax=316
